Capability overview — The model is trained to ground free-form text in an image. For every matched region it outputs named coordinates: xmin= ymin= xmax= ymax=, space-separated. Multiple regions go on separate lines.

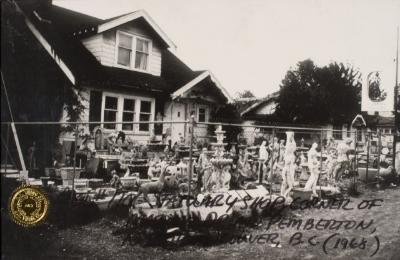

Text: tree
xmin=208 ymin=104 xmax=242 ymax=144
xmin=236 ymin=90 xmax=255 ymax=99
xmin=274 ymin=59 xmax=361 ymax=125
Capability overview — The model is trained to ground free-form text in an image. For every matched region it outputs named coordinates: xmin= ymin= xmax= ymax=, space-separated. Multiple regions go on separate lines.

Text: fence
xmin=1 ymin=120 xmax=399 ymax=197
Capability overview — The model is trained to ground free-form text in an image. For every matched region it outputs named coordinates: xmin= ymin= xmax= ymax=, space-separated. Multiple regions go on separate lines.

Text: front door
xmin=171 ymin=103 xmax=186 ymax=144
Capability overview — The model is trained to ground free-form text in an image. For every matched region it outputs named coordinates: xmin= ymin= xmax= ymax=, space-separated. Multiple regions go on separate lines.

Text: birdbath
xmin=206 ymin=125 xmax=233 ymax=192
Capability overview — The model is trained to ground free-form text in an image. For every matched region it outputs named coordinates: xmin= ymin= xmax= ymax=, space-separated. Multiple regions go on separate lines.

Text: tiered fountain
xmin=206 ymin=125 xmax=233 ymax=192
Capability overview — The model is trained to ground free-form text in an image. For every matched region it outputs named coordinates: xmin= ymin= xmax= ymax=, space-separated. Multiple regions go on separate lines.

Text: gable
xmin=81 ymin=19 xmax=164 ymax=76
xmin=96 ymin=10 xmax=176 ymax=50
xmin=16 ymin=1 xmax=231 ymax=103
xmin=241 ymin=91 xmax=279 ymax=116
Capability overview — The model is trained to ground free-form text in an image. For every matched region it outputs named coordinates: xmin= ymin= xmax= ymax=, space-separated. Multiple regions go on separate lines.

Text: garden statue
xmin=94 ymin=127 xmax=104 ymax=150
xmin=304 ymin=142 xmax=319 ymax=197
xmin=147 ymin=153 xmax=161 ymax=179
xmin=279 ymin=139 xmax=286 ymax=162
xmin=131 ymin=165 xmax=169 ymax=208
xmin=237 ymin=148 xmax=252 ymax=179
xmin=326 ymin=147 xmax=338 ymax=183
xmin=27 ymin=141 xmax=37 ymax=170
xmin=266 ymin=137 xmax=280 ymax=181
xmin=205 ymin=125 xmax=233 ymax=192
xmin=332 ymin=138 xmax=352 ymax=182
xmin=198 ymin=148 xmax=212 ymax=192
xmin=281 ymin=131 xmax=297 ymax=198
xmin=326 ymin=137 xmax=336 ymax=151
xmin=258 ymin=140 xmax=269 ymax=183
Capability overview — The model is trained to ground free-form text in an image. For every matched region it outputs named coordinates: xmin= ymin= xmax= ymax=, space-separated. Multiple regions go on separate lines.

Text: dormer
xmin=77 ymin=10 xmax=176 ymax=76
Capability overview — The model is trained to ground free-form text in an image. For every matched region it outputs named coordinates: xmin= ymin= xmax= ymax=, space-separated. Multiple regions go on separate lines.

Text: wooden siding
xmin=163 ymin=101 xmax=211 ymax=144
xmin=81 ymin=22 xmax=162 ymax=76
xmin=81 ymin=35 xmax=103 ymax=62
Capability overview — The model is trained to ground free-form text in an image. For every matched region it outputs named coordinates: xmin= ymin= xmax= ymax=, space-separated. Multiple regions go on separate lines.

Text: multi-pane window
xmin=139 ymin=101 xmax=152 ymax=131
xmin=357 ymin=130 xmax=362 ymax=142
xmin=116 ymin=32 xmax=151 ymax=71
xmin=102 ymin=95 xmax=153 ymax=132
xmin=117 ymin=33 xmax=133 ymax=67
xmin=332 ymin=125 xmax=343 ymax=140
xmin=135 ymin=38 xmax=149 ymax=70
xmin=198 ymin=108 xmax=206 ymax=122
xmin=103 ymin=96 xmax=118 ymax=129
xmin=122 ymin=99 xmax=135 ymax=131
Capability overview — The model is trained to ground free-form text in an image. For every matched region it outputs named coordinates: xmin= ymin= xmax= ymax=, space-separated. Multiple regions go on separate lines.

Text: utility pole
xmin=393 ymin=26 xmax=399 ymax=170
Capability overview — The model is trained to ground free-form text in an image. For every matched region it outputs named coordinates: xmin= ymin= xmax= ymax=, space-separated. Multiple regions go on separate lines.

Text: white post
xmin=11 ymin=123 xmax=28 ymax=182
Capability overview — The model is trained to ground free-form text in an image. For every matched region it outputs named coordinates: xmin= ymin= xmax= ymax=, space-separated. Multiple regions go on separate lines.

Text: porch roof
xmin=170 ymin=71 xmax=233 ymax=103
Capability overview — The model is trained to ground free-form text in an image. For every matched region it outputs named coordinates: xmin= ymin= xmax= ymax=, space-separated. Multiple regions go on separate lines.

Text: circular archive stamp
xmin=8 ymin=185 xmax=50 ymax=227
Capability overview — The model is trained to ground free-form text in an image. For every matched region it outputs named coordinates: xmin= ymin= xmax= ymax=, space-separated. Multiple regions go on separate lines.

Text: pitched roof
xmin=16 ymin=2 xmax=178 ymax=92
xmin=241 ymin=91 xmax=279 ymax=116
xmin=360 ymin=113 xmax=395 ymax=127
xmin=15 ymin=1 xmax=231 ymax=100
xmin=24 ymin=2 xmax=176 ymax=49
xmin=170 ymin=70 xmax=233 ymax=103
xmin=96 ymin=67 xmax=170 ymax=93
xmin=161 ymin=50 xmax=204 ymax=92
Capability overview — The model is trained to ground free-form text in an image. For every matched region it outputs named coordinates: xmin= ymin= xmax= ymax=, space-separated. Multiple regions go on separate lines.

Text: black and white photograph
xmin=1 ymin=0 xmax=400 ymax=259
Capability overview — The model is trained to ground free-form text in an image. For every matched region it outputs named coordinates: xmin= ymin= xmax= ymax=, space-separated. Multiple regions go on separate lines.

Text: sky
xmin=55 ymin=0 xmax=400 ymax=98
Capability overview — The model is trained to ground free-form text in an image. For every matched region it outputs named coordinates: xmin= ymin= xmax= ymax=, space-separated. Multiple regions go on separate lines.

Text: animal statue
xmin=131 ymin=165 xmax=191 ymax=209
xmin=131 ymin=165 xmax=169 ymax=208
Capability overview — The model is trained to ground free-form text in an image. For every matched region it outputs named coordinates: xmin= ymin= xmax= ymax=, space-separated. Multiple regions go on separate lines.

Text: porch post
xmin=186 ymin=115 xmax=195 ymax=234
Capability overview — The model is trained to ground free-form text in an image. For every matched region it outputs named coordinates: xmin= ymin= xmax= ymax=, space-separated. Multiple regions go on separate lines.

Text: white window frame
xmin=102 ymin=94 xmax=119 ymax=130
xmin=121 ymin=98 xmax=136 ymax=131
xmin=115 ymin=30 xmax=152 ymax=73
xmin=197 ymin=106 xmax=208 ymax=123
xmin=139 ymin=100 xmax=153 ymax=132
xmin=332 ymin=125 xmax=343 ymax=140
xmin=100 ymin=92 xmax=155 ymax=134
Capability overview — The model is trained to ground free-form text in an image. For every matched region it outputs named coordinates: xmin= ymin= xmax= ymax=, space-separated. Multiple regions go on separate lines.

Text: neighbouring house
xmin=239 ymin=91 xmax=395 ymax=149
xmin=17 ymin=1 xmax=232 ymax=145
xmin=239 ymin=91 xmax=279 ymax=144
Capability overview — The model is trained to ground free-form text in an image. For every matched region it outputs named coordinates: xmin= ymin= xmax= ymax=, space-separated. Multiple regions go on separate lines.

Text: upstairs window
xmin=117 ymin=33 xmax=133 ymax=67
xmin=135 ymin=38 xmax=149 ymax=70
xmin=116 ymin=31 xmax=151 ymax=72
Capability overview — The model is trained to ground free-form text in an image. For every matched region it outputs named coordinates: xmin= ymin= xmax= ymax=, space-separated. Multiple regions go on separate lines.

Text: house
xmin=239 ymin=91 xmax=279 ymax=144
xmin=17 ymin=0 xmax=232 ymax=145
xmin=239 ymin=90 xmax=395 ymax=148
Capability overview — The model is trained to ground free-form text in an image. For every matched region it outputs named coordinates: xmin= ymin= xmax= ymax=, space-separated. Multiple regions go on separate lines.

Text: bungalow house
xmin=17 ymin=0 xmax=232 ymax=145
xmin=239 ymin=91 xmax=395 ymax=149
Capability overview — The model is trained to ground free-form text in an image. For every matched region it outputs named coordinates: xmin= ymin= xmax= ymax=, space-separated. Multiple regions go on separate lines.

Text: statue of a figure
xmin=267 ymin=137 xmax=280 ymax=181
xmin=304 ymin=143 xmax=319 ymax=197
xmin=332 ymin=138 xmax=352 ymax=181
xmin=258 ymin=141 xmax=269 ymax=183
xmin=27 ymin=141 xmax=37 ymax=170
xmin=237 ymin=148 xmax=251 ymax=179
xmin=326 ymin=147 xmax=338 ymax=183
xmin=279 ymin=139 xmax=286 ymax=162
xmin=147 ymin=153 xmax=161 ymax=179
xmin=198 ymin=148 xmax=212 ymax=192
xmin=281 ymin=132 xmax=297 ymax=198
xmin=220 ymin=165 xmax=231 ymax=191
xmin=326 ymin=137 xmax=336 ymax=151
